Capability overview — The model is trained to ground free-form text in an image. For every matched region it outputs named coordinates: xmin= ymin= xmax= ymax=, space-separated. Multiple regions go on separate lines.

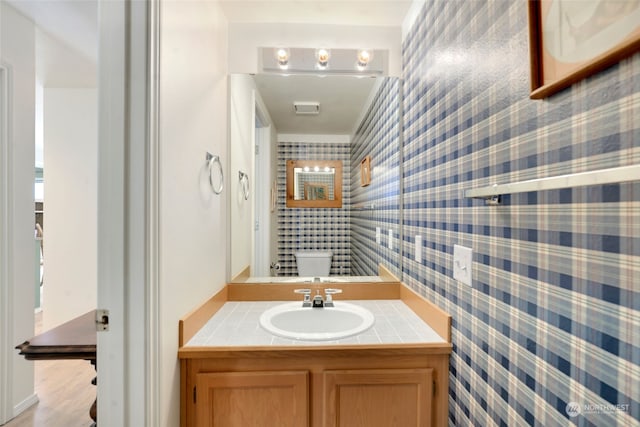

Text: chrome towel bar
xmin=465 ymin=164 xmax=639 ymax=205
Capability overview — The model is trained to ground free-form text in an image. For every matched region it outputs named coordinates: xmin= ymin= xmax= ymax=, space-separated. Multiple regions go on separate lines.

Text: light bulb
xmin=316 ymin=48 xmax=330 ymax=69
xmin=314 ymin=166 xmax=320 ymax=172
xmin=275 ymin=48 xmax=289 ymax=69
xmin=357 ymin=50 xmax=372 ymax=70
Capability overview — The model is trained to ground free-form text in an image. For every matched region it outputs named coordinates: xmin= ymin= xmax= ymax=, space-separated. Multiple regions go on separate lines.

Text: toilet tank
xmin=295 ymin=251 xmax=333 ymax=276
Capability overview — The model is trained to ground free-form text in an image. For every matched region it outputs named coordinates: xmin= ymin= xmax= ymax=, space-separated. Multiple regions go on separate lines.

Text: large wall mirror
xmin=228 ymin=73 xmax=402 ymax=282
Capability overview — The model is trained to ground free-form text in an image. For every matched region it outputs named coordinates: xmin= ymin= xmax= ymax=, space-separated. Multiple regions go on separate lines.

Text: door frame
xmin=0 ymin=63 xmax=13 ymax=425
xmin=96 ymin=0 xmax=159 ymax=424
xmin=252 ymin=95 xmax=272 ymax=277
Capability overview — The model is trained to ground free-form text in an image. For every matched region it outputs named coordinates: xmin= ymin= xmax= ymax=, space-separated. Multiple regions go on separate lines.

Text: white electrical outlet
xmin=388 ymin=229 xmax=393 ymax=250
xmin=415 ymin=235 xmax=422 ymax=262
xmin=376 ymin=227 xmax=381 ymax=244
xmin=453 ymin=244 xmax=473 ymax=286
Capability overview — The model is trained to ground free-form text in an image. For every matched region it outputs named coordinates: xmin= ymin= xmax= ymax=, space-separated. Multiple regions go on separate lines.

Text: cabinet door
xmin=323 ymin=368 xmax=433 ymax=427
xmin=196 ymin=370 xmax=308 ymax=427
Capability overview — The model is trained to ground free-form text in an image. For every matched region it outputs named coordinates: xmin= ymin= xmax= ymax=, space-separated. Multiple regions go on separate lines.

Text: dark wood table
xmin=16 ymin=310 xmax=97 ymax=426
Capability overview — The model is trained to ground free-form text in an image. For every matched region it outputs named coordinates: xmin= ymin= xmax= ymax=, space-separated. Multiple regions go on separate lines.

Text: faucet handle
xmin=294 ymin=288 xmax=312 ymax=306
xmin=324 ymin=288 xmax=342 ymax=307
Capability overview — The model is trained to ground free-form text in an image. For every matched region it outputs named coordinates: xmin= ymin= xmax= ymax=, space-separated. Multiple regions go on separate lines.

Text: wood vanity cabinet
xmin=180 ymin=347 xmax=450 ymax=427
xmin=194 ymin=370 xmax=309 ymax=426
xmin=323 ymin=368 xmax=433 ymax=427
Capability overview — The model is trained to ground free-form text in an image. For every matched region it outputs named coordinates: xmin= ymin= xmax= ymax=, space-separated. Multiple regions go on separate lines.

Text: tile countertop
xmin=185 ymin=300 xmax=446 ymax=347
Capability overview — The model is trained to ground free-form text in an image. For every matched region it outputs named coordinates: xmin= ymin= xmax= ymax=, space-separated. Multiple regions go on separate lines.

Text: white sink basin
xmin=259 ymin=301 xmax=375 ymax=341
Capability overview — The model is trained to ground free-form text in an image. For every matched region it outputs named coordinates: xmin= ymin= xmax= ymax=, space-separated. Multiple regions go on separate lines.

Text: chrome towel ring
xmin=238 ymin=171 xmax=250 ymax=200
xmin=206 ymin=152 xmax=224 ymax=195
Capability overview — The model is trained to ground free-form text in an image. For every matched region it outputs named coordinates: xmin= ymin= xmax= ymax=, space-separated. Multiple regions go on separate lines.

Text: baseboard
xmin=13 ymin=393 xmax=38 ymax=418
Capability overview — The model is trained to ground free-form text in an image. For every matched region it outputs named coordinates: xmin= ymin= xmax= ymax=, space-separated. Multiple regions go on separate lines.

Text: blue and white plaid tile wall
xmin=277 ymin=141 xmax=351 ymax=276
xmin=350 ymin=77 xmax=402 ymax=277
xmin=402 ymin=1 xmax=639 ymax=426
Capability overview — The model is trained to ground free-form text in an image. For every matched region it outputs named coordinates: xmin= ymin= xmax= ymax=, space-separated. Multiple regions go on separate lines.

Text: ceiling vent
xmin=294 ymin=102 xmax=320 ymax=115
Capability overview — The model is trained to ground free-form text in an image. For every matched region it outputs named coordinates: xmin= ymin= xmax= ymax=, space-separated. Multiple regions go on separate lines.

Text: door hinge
xmin=255 ymin=145 xmax=259 ymax=155
xmin=193 ymin=386 xmax=197 ymax=403
xmin=95 ymin=309 xmax=109 ymax=331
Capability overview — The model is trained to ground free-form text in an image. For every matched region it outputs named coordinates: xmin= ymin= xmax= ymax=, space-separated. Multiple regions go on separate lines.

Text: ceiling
xmin=8 ymin=0 xmax=412 ymax=60
xmin=254 ymin=74 xmax=379 ymax=135
xmin=7 ymin=0 xmax=98 ymax=63
xmin=218 ymin=0 xmax=413 ymax=26
xmin=7 ymin=0 xmax=411 ymax=134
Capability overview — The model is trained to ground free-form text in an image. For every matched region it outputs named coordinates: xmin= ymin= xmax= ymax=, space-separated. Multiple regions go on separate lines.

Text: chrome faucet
xmin=312 ymin=292 xmax=324 ymax=308
xmin=296 ymin=288 xmax=343 ymax=308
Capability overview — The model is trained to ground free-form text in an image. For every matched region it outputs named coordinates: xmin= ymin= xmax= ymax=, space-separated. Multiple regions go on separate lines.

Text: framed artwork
xmin=528 ymin=0 xmax=640 ymax=99
xmin=360 ymin=156 xmax=371 ymax=187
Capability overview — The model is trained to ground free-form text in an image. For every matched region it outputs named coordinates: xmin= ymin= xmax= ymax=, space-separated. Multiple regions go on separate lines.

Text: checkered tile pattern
xmin=277 ymin=141 xmax=351 ymax=276
xmin=402 ymin=1 xmax=640 ymax=426
xmin=350 ymin=78 xmax=402 ymax=277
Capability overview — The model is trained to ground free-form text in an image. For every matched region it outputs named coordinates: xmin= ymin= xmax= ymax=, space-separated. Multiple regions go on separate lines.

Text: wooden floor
xmin=3 ymin=311 xmax=96 ymax=427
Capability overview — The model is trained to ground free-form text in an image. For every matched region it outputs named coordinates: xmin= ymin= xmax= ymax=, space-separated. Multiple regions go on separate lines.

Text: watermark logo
xmin=566 ymin=402 xmax=581 ymax=418
xmin=565 ymin=402 xmax=629 ymax=418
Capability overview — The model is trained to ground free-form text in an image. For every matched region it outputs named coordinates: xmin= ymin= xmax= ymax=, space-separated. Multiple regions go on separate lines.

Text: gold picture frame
xmin=528 ymin=0 xmax=640 ymax=99
xmin=360 ymin=156 xmax=371 ymax=187
xmin=286 ymin=160 xmax=343 ymax=208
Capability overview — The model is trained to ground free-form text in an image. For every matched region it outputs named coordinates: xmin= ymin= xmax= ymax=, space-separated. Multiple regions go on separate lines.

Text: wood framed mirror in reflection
xmin=286 ymin=159 xmax=342 ymax=208
xmin=228 ymin=73 xmax=402 ymax=281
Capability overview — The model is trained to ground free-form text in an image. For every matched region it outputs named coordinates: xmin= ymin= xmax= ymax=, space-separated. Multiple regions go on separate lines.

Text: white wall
xmin=0 ymin=2 xmax=36 ymax=419
xmin=36 ymin=28 xmax=97 ymax=88
xmin=228 ymin=23 xmax=402 ymax=75
xmin=42 ymin=88 xmax=97 ymax=330
xmin=158 ymin=1 xmax=228 ymax=425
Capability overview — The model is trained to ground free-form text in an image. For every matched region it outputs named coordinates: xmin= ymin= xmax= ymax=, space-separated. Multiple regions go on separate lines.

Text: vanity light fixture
xmin=275 ymin=48 xmax=289 ymax=69
xmin=314 ymin=166 xmax=320 ymax=172
xmin=357 ymin=49 xmax=372 ymax=70
xmin=316 ymin=48 xmax=330 ymax=69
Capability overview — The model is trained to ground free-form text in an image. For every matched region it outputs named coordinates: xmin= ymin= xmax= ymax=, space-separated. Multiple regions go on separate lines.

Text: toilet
xmin=295 ymin=250 xmax=333 ymax=276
